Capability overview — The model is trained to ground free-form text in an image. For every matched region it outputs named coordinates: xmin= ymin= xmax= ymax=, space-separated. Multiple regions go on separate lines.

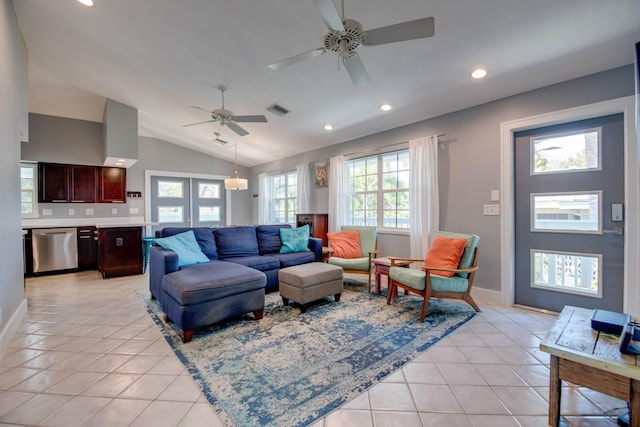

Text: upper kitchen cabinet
xmin=38 ymin=162 xmax=125 ymax=203
xmin=38 ymin=163 xmax=70 ymax=202
xmin=70 ymin=165 xmax=97 ymax=203
xmin=98 ymin=167 xmax=126 ymax=203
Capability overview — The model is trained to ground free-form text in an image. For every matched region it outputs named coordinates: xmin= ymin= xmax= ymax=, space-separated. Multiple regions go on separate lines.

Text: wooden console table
xmin=540 ymin=306 xmax=640 ymax=427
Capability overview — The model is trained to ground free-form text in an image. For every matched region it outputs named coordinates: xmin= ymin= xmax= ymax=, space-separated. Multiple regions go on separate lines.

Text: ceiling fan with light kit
xmin=182 ymin=85 xmax=267 ymax=136
xmin=268 ymin=0 xmax=435 ymax=86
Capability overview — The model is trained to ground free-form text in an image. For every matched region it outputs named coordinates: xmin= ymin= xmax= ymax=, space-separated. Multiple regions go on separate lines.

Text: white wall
xmin=0 ymin=0 xmax=29 ymax=357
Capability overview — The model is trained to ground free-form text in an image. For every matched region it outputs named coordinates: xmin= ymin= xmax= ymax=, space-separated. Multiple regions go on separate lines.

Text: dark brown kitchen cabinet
xmin=77 ymin=226 xmax=97 ymax=270
xmin=98 ymin=167 xmax=126 ymax=203
xmin=38 ymin=163 xmax=69 ymax=202
xmin=38 ymin=162 xmax=125 ymax=204
xmin=97 ymin=226 xmax=142 ymax=278
xmin=70 ymin=165 xmax=97 ymax=203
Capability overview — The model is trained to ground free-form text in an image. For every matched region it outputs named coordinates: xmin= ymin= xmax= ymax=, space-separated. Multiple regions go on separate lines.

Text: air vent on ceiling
xmin=266 ymin=103 xmax=290 ymax=117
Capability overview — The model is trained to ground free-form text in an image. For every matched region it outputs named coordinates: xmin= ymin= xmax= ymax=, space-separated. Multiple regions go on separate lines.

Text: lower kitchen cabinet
xmin=77 ymin=226 xmax=97 ymax=270
xmin=97 ymin=226 xmax=142 ymax=278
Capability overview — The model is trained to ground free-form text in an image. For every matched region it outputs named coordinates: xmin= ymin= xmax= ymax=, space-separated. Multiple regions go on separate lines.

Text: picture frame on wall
xmin=315 ymin=163 xmax=328 ymax=188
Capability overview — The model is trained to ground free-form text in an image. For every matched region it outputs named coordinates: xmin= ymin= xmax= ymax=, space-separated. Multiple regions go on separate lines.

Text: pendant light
xmin=224 ymin=143 xmax=248 ymax=190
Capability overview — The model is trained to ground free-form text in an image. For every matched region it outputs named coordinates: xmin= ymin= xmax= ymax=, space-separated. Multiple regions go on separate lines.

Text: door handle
xmin=603 ymin=227 xmax=623 ymax=235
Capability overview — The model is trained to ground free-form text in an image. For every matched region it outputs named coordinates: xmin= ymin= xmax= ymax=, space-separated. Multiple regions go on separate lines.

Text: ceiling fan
xmin=182 ymin=85 xmax=267 ymax=136
xmin=268 ymin=0 xmax=435 ymax=87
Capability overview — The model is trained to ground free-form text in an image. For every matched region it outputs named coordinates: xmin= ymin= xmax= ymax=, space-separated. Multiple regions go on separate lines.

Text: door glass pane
xmin=198 ymin=183 xmax=219 ymax=199
xmin=531 ymin=250 xmax=601 ymax=297
xmin=199 ymin=207 xmax=220 ymax=222
xmin=158 ymin=206 xmax=183 ymax=223
xmin=531 ymin=128 xmax=600 ymax=174
xmin=158 ymin=181 xmax=184 ymax=198
xmin=531 ymin=192 xmax=600 ymax=232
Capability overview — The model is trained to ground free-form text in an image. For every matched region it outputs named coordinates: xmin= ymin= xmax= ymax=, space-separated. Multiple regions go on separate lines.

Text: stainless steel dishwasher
xmin=32 ymin=228 xmax=78 ymax=273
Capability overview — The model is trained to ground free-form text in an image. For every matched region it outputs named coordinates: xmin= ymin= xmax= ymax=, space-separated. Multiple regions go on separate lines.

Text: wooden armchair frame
xmin=387 ymin=247 xmax=480 ymax=322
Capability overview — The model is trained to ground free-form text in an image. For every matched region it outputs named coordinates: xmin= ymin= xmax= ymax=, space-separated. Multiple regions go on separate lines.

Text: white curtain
xmin=328 ymin=155 xmax=346 ymax=232
xmin=409 ymin=135 xmax=439 ymax=259
xmin=257 ymin=172 xmax=269 ymax=224
xmin=296 ymin=163 xmax=310 ymax=216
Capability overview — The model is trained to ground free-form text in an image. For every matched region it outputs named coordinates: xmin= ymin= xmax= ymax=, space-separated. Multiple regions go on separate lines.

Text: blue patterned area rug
xmin=143 ymin=281 xmax=477 ymax=427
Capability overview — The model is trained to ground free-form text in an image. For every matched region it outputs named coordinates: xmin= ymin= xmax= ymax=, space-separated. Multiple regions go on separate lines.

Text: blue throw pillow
xmin=154 ymin=230 xmax=210 ymax=267
xmin=280 ymin=225 xmax=311 ymax=254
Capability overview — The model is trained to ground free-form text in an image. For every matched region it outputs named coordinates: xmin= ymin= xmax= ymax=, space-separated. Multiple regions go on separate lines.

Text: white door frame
xmin=500 ymin=96 xmax=640 ymax=316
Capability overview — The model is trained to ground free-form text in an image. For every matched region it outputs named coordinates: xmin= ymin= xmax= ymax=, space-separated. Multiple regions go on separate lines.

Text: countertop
xmin=22 ymin=216 xmax=155 ymax=229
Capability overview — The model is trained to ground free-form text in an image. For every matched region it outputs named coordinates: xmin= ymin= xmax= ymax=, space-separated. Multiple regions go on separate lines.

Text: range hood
xmin=103 ymin=98 xmax=138 ymax=168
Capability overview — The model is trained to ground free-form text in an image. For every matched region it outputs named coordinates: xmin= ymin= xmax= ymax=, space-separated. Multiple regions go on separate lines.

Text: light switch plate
xmin=483 ymin=204 xmax=500 ymax=216
xmin=111 ymin=207 xmax=118 ymax=215
xmin=68 ymin=208 xmax=75 ymax=216
xmin=491 ymin=190 xmax=500 ymax=202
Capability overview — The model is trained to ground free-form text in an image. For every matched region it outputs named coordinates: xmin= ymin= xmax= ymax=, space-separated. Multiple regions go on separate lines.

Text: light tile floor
xmin=0 ymin=271 xmax=628 ymax=426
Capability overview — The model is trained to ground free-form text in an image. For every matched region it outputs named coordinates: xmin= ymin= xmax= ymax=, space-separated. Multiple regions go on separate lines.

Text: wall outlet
xmin=85 ymin=208 xmax=94 ymax=215
xmin=111 ymin=207 xmax=118 ymax=215
xmin=129 ymin=207 xmax=139 ymax=214
xmin=42 ymin=208 xmax=52 ymax=216
xmin=483 ymin=204 xmax=500 ymax=216
xmin=68 ymin=208 xmax=75 ymax=216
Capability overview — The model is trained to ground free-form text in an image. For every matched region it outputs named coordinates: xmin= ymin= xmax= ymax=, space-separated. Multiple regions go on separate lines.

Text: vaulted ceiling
xmin=12 ymin=0 xmax=640 ymax=166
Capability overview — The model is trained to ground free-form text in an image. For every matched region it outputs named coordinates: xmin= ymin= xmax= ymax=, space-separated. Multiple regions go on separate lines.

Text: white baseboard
xmin=471 ymin=287 xmax=504 ymax=306
xmin=0 ymin=298 xmax=28 ymax=359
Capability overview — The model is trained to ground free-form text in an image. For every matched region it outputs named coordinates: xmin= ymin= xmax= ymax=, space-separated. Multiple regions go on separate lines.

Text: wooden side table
xmin=540 ymin=305 xmax=640 ymax=427
xmin=322 ymin=247 xmax=332 ymax=263
xmin=372 ymin=257 xmax=411 ymax=297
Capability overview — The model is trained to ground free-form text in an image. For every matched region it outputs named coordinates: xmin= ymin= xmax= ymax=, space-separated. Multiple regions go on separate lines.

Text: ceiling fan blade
xmin=188 ymin=105 xmax=211 ymax=113
xmin=181 ymin=119 xmax=216 ymax=128
xmin=268 ymin=48 xmax=327 ymax=70
xmin=312 ymin=0 xmax=345 ymax=31
xmin=231 ymin=115 xmax=268 ymax=123
xmin=226 ymin=121 xmax=249 ymax=136
xmin=363 ymin=16 xmax=435 ymax=46
xmin=342 ymin=53 xmax=371 ymax=87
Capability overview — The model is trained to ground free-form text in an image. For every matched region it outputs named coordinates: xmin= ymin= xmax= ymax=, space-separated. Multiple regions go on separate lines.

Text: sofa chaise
xmin=149 ymin=224 xmax=322 ymax=342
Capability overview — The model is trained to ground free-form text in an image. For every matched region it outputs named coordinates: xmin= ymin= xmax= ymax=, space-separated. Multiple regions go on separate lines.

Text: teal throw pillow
xmin=154 ymin=230 xmax=209 ymax=267
xmin=280 ymin=224 xmax=311 ymax=254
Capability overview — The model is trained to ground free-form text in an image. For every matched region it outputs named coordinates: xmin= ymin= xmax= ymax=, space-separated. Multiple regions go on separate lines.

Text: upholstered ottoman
xmin=279 ymin=262 xmax=343 ymax=313
xmin=161 ymin=261 xmax=267 ymax=343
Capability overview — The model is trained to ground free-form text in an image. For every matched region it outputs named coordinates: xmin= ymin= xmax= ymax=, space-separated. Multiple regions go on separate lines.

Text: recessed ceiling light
xmin=471 ymin=68 xmax=488 ymax=79
xmin=380 ymin=104 xmax=392 ymax=111
xmin=323 ymin=124 xmax=333 ymax=131
xmin=78 ymin=0 xmax=94 ymax=5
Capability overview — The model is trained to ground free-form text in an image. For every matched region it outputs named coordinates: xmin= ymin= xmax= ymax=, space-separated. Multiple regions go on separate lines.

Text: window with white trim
xmin=268 ymin=171 xmax=297 ymax=224
xmin=346 ymin=150 xmax=410 ymax=229
xmin=20 ymin=162 xmax=37 ymax=218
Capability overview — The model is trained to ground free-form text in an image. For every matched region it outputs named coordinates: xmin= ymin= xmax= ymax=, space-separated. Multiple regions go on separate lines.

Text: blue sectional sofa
xmin=149 ymin=224 xmax=322 ymax=342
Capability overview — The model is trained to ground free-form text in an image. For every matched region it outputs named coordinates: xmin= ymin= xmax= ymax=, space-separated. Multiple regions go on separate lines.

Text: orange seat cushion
xmin=327 ymin=230 xmax=362 ymax=259
xmin=424 ymin=236 xmax=468 ymax=277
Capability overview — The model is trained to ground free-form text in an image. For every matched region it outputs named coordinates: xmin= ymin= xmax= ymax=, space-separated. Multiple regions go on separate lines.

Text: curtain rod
xmin=342 ymin=133 xmax=445 ymax=158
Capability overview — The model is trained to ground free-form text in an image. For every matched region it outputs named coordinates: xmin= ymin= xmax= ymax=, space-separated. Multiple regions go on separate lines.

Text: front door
xmin=514 ymin=114 xmax=625 ymax=312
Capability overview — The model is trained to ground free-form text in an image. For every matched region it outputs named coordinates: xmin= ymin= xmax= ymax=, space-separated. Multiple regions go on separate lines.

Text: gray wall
xmin=131 ymin=136 xmax=252 ymax=225
xmin=249 ymin=65 xmax=636 ymax=294
xmin=21 ymin=115 xmax=252 ymax=225
xmin=0 ymin=0 xmax=28 ymax=353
